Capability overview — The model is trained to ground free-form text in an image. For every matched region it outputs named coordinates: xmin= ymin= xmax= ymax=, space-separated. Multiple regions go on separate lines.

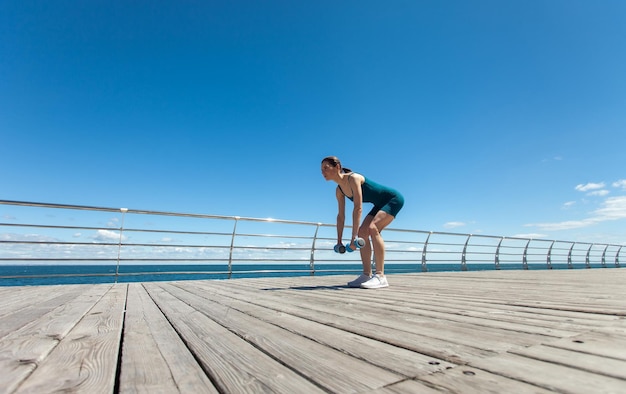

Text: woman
xmin=321 ymin=156 xmax=404 ymax=289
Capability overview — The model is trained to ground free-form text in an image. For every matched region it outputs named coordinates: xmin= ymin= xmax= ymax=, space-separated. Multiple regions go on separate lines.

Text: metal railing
xmin=0 ymin=200 xmax=623 ymax=285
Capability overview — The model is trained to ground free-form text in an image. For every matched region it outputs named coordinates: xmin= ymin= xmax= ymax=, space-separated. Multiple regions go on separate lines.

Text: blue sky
xmin=1 ymin=1 xmax=625 ymax=244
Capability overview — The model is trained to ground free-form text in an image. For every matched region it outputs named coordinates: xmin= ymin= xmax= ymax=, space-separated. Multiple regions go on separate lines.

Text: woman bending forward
xmin=321 ymin=156 xmax=404 ymax=289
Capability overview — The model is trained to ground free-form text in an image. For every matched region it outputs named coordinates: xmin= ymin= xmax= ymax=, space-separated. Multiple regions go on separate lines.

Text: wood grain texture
xmin=0 ymin=285 xmax=112 ymax=393
xmin=119 ymin=283 xmax=219 ymax=393
xmin=14 ymin=285 xmax=126 ymax=394
xmin=0 ymin=268 xmax=624 ymax=393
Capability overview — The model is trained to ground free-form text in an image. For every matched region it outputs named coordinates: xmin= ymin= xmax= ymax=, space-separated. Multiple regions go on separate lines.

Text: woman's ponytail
xmin=322 ymin=156 xmax=352 ymax=173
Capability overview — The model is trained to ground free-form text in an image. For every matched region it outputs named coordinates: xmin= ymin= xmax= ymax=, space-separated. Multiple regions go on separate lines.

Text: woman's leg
xmin=359 ymin=211 xmax=395 ymax=276
xmin=358 ymin=215 xmax=374 ymax=275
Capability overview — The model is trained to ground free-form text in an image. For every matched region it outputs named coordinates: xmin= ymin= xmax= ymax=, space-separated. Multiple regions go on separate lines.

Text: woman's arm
xmin=335 ymin=186 xmax=346 ymax=244
xmin=349 ymin=174 xmax=364 ymax=241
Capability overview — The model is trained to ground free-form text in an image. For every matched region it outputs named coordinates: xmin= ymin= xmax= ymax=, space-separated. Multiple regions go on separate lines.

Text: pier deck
xmin=1 ymin=269 xmax=625 ymax=393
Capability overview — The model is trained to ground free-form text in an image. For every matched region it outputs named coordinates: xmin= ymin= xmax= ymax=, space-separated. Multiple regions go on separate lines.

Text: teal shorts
xmin=367 ymin=193 xmax=404 ymax=218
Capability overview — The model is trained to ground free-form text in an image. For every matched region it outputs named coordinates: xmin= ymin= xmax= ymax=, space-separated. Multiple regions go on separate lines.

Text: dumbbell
xmin=333 ymin=244 xmax=346 ymax=254
xmin=346 ymin=237 xmax=365 ymax=252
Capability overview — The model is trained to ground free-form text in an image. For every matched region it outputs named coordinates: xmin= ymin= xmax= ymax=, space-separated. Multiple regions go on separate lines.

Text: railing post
xmin=585 ymin=244 xmax=594 ymax=269
xmin=371 ymin=253 xmax=376 ymax=275
xmin=567 ymin=242 xmax=575 ymax=269
xmin=546 ymin=240 xmax=555 ymax=270
xmin=421 ymin=232 xmax=432 ymax=272
xmin=522 ymin=239 xmax=531 ymax=270
xmin=495 ymin=237 xmax=504 ymax=270
xmin=601 ymin=244 xmax=609 ymax=268
xmin=616 ymin=246 xmax=622 ymax=268
xmin=461 ymin=234 xmax=472 ymax=271
xmin=115 ymin=208 xmax=128 ymax=284
xmin=228 ymin=217 xmax=240 ymax=279
xmin=309 ymin=223 xmax=321 ymax=276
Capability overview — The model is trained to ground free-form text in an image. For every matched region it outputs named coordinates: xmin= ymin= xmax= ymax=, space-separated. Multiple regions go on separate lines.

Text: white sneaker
xmin=360 ymin=274 xmax=389 ymax=289
xmin=347 ymin=274 xmax=372 ymax=288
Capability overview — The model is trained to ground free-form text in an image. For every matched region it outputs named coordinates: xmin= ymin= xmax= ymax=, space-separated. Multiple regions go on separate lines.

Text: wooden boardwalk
xmin=1 ymin=269 xmax=625 ymax=393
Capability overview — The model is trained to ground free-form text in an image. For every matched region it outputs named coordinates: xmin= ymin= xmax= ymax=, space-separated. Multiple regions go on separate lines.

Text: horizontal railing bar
xmin=0 ymin=200 xmax=124 ymax=213
xmin=0 ymin=223 xmax=309 ymax=240
xmin=0 ymin=258 xmax=118 ymax=261
xmin=3 ymin=267 xmax=385 ymax=280
xmin=0 ymin=200 xmax=334 ymax=227
xmin=0 ymin=269 xmax=314 ymax=280
xmin=124 ymin=228 xmax=232 ymax=236
xmin=0 ymin=258 xmax=333 ymax=263
xmin=0 ymin=223 xmax=111 ymax=231
xmin=0 ymin=222 xmax=235 ymax=238
xmin=0 ymin=240 xmax=316 ymax=250
xmin=228 ymin=233 xmax=318 ymax=240
xmin=0 ymin=241 xmax=120 ymax=246
xmin=0 ymin=273 xmax=120 ymax=279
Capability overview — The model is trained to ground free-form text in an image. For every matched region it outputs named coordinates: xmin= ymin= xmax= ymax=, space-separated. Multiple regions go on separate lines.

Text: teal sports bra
xmin=338 ymin=174 xmax=399 ymax=207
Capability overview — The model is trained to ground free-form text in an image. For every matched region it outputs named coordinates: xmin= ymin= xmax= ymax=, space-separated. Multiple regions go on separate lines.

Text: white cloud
xmin=587 ymin=190 xmax=610 ymax=197
xmin=526 ymin=219 xmax=594 ymax=231
xmin=93 ymin=229 xmax=127 ymax=241
xmin=593 ymin=196 xmax=626 ymax=221
xmin=513 ymin=233 xmax=547 ymax=239
xmin=562 ymin=201 xmax=576 ymax=209
xmin=0 ymin=233 xmax=58 ymax=242
xmin=575 ymin=182 xmax=605 ymax=192
xmin=612 ymin=179 xmax=626 ymax=190
xmin=527 ymin=196 xmax=626 ymax=231
xmin=443 ymin=222 xmax=466 ymax=229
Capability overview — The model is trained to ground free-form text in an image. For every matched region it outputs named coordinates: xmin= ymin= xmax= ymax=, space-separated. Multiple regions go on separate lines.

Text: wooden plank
xmin=408 ymin=293 xmax=621 ymax=326
xmin=369 ymin=288 xmax=623 ymax=325
xmin=0 ymin=285 xmax=95 ymax=338
xmin=505 ymin=300 xmax=626 ymax=316
xmin=119 ymin=283 xmax=219 ymax=393
xmin=367 ymin=379 xmax=442 ymax=393
xmin=356 ymin=289 xmax=613 ymax=334
xmin=418 ymin=366 xmax=554 ymax=394
xmin=468 ymin=352 xmax=626 ymax=393
xmin=293 ymin=284 xmax=582 ymax=338
xmin=178 ymin=281 xmax=456 ymax=378
xmin=0 ymin=286 xmax=62 ymax=319
xmin=0 ymin=285 xmax=111 ymax=393
xmin=208 ymin=278 xmax=561 ymax=354
xmin=191 ymin=279 xmax=497 ymax=364
xmin=539 ymin=330 xmax=626 ymax=361
xmin=393 ymin=271 xmax=626 ymax=315
xmin=15 ymin=284 xmax=127 ymax=394
xmin=510 ymin=342 xmax=626 ymax=380
xmin=160 ymin=282 xmax=405 ymax=393
xmin=143 ymin=283 xmax=328 ymax=394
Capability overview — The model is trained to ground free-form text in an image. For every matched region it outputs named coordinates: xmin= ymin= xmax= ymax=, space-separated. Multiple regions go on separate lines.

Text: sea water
xmin=0 ymin=262 xmax=613 ymax=287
